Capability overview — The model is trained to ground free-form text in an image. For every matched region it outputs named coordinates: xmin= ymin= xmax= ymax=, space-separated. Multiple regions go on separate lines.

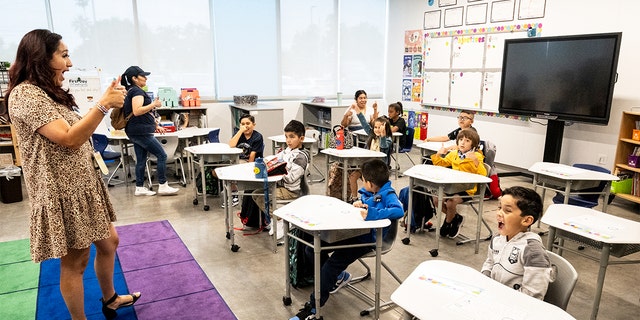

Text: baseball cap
xmin=123 ymin=66 xmax=151 ymax=78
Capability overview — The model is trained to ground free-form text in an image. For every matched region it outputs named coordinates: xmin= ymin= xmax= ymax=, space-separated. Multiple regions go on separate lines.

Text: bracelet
xmin=95 ymin=103 xmax=109 ymax=115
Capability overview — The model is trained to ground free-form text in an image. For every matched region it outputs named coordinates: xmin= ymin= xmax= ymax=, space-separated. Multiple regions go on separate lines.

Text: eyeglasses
xmin=458 ymin=116 xmax=472 ymax=121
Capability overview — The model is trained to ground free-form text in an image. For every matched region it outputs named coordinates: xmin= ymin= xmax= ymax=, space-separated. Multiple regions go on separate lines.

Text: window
xmin=1 ymin=0 xmax=386 ymax=100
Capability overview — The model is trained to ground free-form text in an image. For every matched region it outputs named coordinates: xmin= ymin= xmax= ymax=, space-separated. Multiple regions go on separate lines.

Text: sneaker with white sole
xmin=289 ymin=302 xmax=316 ymax=320
xmin=448 ymin=213 xmax=464 ymax=239
xmin=268 ymin=219 xmax=284 ymax=240
xmin=221 ymin=194 xmax=239 ymax=208
xmin=157 ymin=182 xmax=179 ymax=195
xmin=134 ymin=186 xmax=156 ymax=196
xmin=329 ymin=270 xmax=352 ymax=294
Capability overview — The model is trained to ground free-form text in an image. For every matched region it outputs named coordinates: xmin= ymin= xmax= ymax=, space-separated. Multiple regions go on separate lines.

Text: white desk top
xmin=528 ymin=162 xmax=619 ymax=182
xmin=391 ymin=260 xmax=575 ymax=320
xmin=267 ymin=135 xmax=317 ymax=144
xmin=403 ymin=164 xmax=491 ymax=184
xmin=320 ymin=147 xmax=386 ymax=158
xmin=184 ymin=142 xmax=242 ymax=155
xmin=416 ymin=140 xmax=456 ymax=152
xmin=541 ymin=204 xmax=640 ymax=245
xmin=273 ymin=195 xmax=389 ymax=231
xmin=352 ymin=129 xmax=402 ymax=137
xmin=101 ymin=127 xmax=218 ymax=140
xmin=214 ymin=161 xmax=283 ymax=183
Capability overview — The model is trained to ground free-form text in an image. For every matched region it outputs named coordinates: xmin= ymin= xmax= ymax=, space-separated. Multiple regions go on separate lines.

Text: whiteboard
xmin=421 ymin=27 xmax=532 ymax=111
xmin=452 ymin=35 xmax=485 ymax=69
xmin=423 ymin=72 xmax=449 ymax=106
xmin=450 ymin=72 xmax=482 ymax=108
xmin=424 ymin=36 xmax=451 ymax=69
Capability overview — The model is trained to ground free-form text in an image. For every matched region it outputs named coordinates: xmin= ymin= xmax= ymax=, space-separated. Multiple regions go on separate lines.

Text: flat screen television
xmin=498 ymin=32 xmax=622 ymax=125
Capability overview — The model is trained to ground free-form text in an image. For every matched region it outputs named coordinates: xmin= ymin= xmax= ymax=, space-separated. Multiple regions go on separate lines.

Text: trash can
xmin=0 ymin=166 xmax=23 ymax=203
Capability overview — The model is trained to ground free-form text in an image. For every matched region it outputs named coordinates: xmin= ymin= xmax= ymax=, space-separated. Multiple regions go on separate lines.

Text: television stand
xmin=543 ymin=119 xmax=564 ymax=163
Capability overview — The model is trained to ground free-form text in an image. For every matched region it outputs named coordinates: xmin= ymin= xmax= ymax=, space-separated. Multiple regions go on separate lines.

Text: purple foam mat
xmin=115 ymin=221 xmax=236 ymax=320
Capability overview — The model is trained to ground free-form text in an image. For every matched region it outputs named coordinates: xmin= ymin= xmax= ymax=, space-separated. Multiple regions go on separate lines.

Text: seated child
xmin=346 ymin=110 xmax=393 ymax=202
xmin=481 ymin=186 xmax=554 ymax=300
xmin=430 ymin=128 xmax=487 ymax=238
xmin=251 ymin=120 xmax=309 ymax=239
xmin=290 ymin=159 xmax=404 ymax=320
xmin=227 ymin=114 xmax=264 ymax=207
xmin=386 ymin=101 xmax=407 ymax=147
xmin=425 ymin=109 xmax=475 ymax=143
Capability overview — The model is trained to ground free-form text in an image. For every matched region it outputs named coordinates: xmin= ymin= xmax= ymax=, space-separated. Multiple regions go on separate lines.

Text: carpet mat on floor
xmin=0 ymin=220 xmax=236 ymax=320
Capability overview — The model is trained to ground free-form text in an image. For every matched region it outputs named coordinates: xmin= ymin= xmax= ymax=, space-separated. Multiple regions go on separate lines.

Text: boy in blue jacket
xmin=290 ymin=159 xmax=404 ymax=320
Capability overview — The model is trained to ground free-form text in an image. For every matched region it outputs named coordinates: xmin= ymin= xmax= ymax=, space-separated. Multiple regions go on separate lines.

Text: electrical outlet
xmin=597 ymin=154 xmax=607 ymax=164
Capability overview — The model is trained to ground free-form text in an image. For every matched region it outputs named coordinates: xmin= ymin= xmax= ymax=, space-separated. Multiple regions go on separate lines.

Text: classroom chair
xmin=345 ymin=219 xmax=402 ymax=316
xmin=208 ymin=128 xmax=220 ymax=143
xmin=91 ymin=133 xmax=124 ymax=186
xmin=544 ymin=251 xmax=579 ymax=310
xmin=144 ymin=136 xmax=186 ymax=189
xmin=391 ymin=127 xmax=417 ymax=174
xmin=304 ymin=128 xmax=325 ymax=183
xmin=552 ymin=163 xmax=610 ymax=208
xmin=455 ymin=163 xmax=494 ymax=246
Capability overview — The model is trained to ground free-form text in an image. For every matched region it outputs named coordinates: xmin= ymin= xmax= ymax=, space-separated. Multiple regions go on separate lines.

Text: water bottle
xmin=336 ymin=127 xmax=345 ymax=150
xmin=254 ymin=157 xmax=267 ymax=179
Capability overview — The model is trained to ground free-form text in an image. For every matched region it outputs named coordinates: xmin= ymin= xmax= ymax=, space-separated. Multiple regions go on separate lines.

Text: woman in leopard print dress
xmin=2 ymin=29 xmax=140 ymax=320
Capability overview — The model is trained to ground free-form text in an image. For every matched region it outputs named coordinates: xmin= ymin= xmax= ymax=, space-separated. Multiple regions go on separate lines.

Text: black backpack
xmin=288 ymin=228 xmax=314 ymax=288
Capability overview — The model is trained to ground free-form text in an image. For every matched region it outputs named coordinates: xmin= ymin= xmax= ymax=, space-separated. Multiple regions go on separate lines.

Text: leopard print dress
xmin=8 ymin=83 xmax=116 ymax=263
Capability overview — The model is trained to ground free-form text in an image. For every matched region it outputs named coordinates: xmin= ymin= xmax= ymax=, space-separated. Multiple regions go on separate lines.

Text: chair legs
xmin=345 ymin=258 xmax=403 ymax=316
xmin=106 ymin=158 xmax=125 ymax=186
xmin=144 ymin=157 xmax=186 ymax=189
xmin=455 ymin=202 xmax=493 ymax=245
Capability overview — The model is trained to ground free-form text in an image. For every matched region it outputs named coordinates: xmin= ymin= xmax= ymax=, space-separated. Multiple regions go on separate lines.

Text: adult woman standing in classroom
xmin=121 ymin=65 xmax=179 ymax=196
xmin=341 ymin=89 xmax=379 ymax=131
xmin=4 ymin=29 xmax=141 ymax=319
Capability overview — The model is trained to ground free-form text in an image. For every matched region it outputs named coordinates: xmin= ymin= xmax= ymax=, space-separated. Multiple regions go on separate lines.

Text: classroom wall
xmin=386 ymin=0 xmax=640 ymax=170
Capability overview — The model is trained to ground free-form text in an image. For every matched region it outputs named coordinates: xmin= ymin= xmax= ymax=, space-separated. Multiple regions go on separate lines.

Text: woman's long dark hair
xmin=1 ymin=29 xmax=76 ymax=121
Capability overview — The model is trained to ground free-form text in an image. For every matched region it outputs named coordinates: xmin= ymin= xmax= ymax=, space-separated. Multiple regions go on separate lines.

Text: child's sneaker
xmin=439 ymin=220 xmax=451 ymax=237
xmin=289 ymin=302 xmax=316 ymax=320
xmin=448 ymin=213 xmax=464 ymax=238
xmin=158 ymin=182 xmax=179 ymax=195
xmin=221 ymin=194 xmax=239 ymax=208
xmin=329 ymin=270 xmax=352 ymax=294
xmin=134 ymin=186 xmax=156 ymax=196
xmin=268 ymin=219 xmax=284 ymax=240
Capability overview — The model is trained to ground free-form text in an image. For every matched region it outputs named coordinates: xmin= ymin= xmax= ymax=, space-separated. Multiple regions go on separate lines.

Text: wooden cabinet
xmin=613 ymin=111 xmax=640 ymax=204
xmin=0 ymin=123 xmax=21 ymax=167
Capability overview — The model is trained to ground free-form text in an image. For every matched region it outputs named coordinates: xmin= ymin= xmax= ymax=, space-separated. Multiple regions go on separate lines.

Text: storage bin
xmin=611 ymin=178 xmax=632 ymax=194
xmin=628 ymin=155 xmax=639 ymax=168
xmin=0 ymin=166 xmax=22 ymax=203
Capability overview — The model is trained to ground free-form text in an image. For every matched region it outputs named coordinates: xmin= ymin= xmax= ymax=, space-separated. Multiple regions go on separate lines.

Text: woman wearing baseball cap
xmin=121 ymin=66 xmax=179 ymax=196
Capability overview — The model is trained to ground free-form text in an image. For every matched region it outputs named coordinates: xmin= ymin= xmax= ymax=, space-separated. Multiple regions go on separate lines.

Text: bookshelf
xmin=613 ymin=111 xmax=640 ymax=204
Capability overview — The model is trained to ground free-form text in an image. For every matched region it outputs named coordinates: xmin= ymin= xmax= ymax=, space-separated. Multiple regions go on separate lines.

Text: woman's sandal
xmin=101 ymin=292 xmax=141 ymax=319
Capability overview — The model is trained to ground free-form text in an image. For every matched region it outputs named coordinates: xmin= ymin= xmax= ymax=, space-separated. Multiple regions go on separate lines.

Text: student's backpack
xmin=288 ymin=227 xmax=314 ymax=288
xmin=326 ymin=162 xmax=353 ymax=200
xmin=195 ymin=167 xmax=219 ymax=195
xmin=238 ymin=194 xmax=270 ymax=230
xmin=328 ymin=125 xmax=354 ymax=149
xmin=398 ymin=186 xmax=434 ymax=232
xmin=110 ymin=108 xmax=133 ymax=130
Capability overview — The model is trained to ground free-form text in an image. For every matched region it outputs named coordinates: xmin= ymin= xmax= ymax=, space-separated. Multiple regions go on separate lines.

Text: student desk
xmin=542 ymin=204 xmax=640 ymax=320
xmin=185 ymin=143 xmax=242 ymax=212
xmin=321 ymin=147 xmax=387 ymax=201
xmin=391 ymin=260 xmax=575 ymax=320
xmin=104 ymin=127 xmax=219 ymax=185
xmin=274 ymin=195 xmax=389 ymax=320
xmin=215 ymin=162 xmax=284 ymax=252
xmin=402 ymin=165 xmax=491 ymax=256
xmin=415 ymin=141 xmax=456 ymax=164
xmin=267 ymin=134 xmax=317 ymax=154
xmin=528 ymin=162 xmax=619 ymax=214
xmin=352 ymin=129 xmax=402 ymax=179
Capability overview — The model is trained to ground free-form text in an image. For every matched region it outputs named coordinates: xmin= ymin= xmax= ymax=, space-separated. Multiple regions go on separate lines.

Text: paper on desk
xmin=415 ymin=273 xmax=527 ymax=320
xmin=540 ymin=165 xmax=583 ymax=176
xmin=279 ymin=202 xmax=363 ymax=227
xmin=562 ymin=215 xmax=622 ymax=240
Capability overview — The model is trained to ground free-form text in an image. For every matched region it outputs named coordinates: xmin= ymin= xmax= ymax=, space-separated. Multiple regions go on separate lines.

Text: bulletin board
xmin=422 ymin=23 xmax=542 ymax=111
